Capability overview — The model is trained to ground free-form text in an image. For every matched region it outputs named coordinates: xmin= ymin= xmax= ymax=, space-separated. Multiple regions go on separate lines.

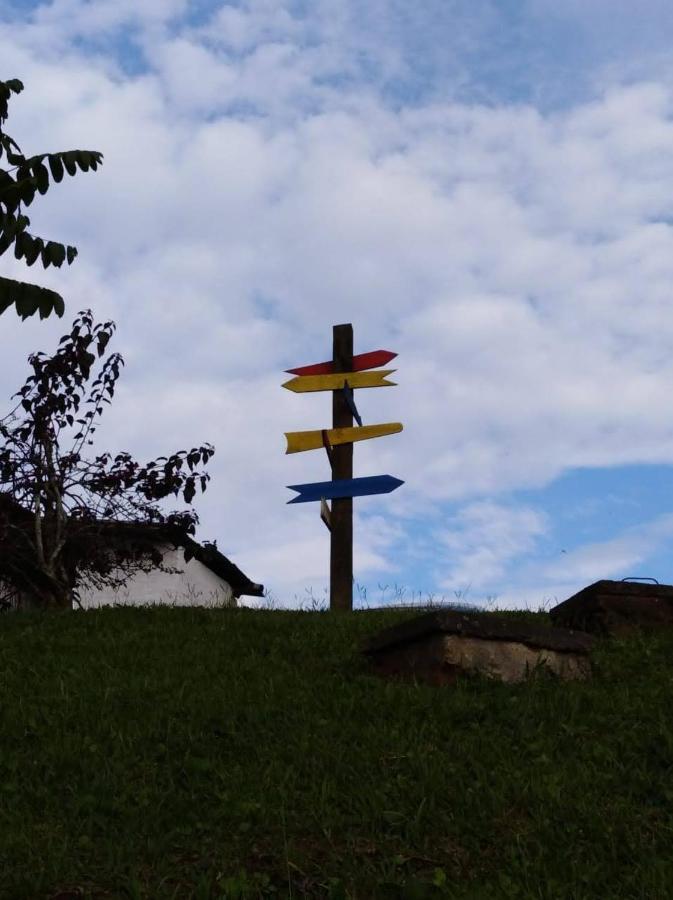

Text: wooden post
xmin=330 ymin=323 xmax=353 ymax=611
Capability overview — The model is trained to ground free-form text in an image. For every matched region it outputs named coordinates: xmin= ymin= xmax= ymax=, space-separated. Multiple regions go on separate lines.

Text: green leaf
xmin=183 ymin=477 xmax=196 ymax=504
xmin=9 ymin=279 xmax=25 ymax=313
xmin=66 ymin=245 xmax=77 ymax=264
xmin=4 ymin=79 xmax=24 ymax=95
xmin=0 ymin=276 xmax=65 ymax=319
xmin=76 ymin=150 xmax=90 ymax=172
xmin=49 ymin=241 xmax=66 ymax=267
xmin=0 ymin=133 xmax=23 ymax=158
xmin=24 ymin=235 xmax=42 ymax=266
xmin=34 ymin=161 xmax=49 ymax=195
xmin=0 ymin=167 xmax=13 ymax=191
xmin=0 ymin=279 xmax=14 ymax=314
xmin=62 ymin=151 xmax=77 ymax=177
xmin=40 ymin=242 xmax=51 ymax=269
xmin=1 ymin=213 xmax=29 ymax=244
xmin=0 ymin=79 xmax=23 ymax=123
xmin=6 ymin=134 xmax=22 ymax=153
xmin=0 ymin=212 xmax=23 ymax=254
xmin=48 ymin=153 xmax=64 ymax=184
xmin=15 ymin=164 xmax=31 ymax=185
xmin=16 ymin=175 xmax=37 ymax=207
xmin=0 ymin=174 xmax=20 ymax=212
xmin=88 ymin=151 xmax=103 ymax=170
xmin=13 ymin=230 xmax=27 ymax=260
xmin=16 ymin=285 xmax=40 ymax=319
xmin=38 ymin=289 xmax=57 ymax=320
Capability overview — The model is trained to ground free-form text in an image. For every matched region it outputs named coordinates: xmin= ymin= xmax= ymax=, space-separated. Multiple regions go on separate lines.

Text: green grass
xmin=1 ymin=580 xmax=673 ymax=899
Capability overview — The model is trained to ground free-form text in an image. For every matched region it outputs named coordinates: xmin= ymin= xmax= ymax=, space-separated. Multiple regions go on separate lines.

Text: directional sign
xmin=287 ymin=474 xmax=404 ymax=504
xmin=342 ymin=381 xmax=363 ymax=426
xmin=285 ymin=422 xmax=403 ymax=454
xmin=320 ymin=497 xmax=332 ymax=531
xmin=283 ymin=323 xmax=402 ymax=612
xmin=282 ymin=370 xmax=396 ymax=393
xmin=285 ymin=349 xmax=397 ymax=376
xmin=320 ymin=428 xmax=334 ymax=467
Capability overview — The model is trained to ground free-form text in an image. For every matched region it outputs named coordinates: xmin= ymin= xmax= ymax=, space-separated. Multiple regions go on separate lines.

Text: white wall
xmin=74 ymin=543 xmax=237 ymax=610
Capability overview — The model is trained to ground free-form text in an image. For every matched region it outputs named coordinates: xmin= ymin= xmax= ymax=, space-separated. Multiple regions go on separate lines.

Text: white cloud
xmin=31 ymin=0 xmax=189 ymax=35
xmin=195 ymin=0 xmax=303 ymax=53
xmin=3 ymin=4 xmax=673 ymax=610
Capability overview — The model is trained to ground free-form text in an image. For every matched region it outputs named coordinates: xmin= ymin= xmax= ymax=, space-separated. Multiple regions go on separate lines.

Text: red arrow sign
xmin=285 ymin=349 xmax=397 ymax=376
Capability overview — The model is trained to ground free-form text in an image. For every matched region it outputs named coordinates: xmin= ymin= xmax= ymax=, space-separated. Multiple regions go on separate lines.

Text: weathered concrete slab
xmin=360 ymin=609 xmax=596 ymax=686
xmin=549 ymin=579 xmax=673 ymax=638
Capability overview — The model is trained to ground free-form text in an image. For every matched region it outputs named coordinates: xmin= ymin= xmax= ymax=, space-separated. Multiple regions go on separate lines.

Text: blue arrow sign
xmin=287 ymin=474 xmax=404 ymax=503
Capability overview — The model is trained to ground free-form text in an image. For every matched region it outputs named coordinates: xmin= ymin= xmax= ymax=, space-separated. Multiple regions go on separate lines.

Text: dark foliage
xmin=0 ymin=310 xmax=215 ymax=611
xmin=0 ymin=77 xmax=104 ymax=320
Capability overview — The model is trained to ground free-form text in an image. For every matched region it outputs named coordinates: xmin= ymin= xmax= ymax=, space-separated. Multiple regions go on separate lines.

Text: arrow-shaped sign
xmin=286 ymin=474 xmax=404 ymax=503
xmin=320 ymin=497 xmax=331 ymax=531
xmin=321 ymin=428 xmax=334 ymax=466
xmin=285 ymin=422 xmax=403 ymax=454
xmin=285 ymin=349 xmax=397 ymax=376
xmin=342 ymin=381 xmax=362 ymax=426
xmin=282 ymin=370 xmax=396 ymax=393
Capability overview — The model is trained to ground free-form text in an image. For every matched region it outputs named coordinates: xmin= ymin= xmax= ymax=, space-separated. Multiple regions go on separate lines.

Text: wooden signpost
xmin=283 ymin=324 xmax=404 ymax=612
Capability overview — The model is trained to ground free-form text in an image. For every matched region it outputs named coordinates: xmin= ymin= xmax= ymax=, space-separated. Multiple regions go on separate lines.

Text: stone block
xmin=549 ymin=579 xmax=673 ymax=638
xmin=360 ymin=609 xmax=595 ymax=686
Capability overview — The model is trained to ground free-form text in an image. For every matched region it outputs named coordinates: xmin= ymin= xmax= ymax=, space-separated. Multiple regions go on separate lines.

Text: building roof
xmin=0 ymin=492 xmax=264 ymax=599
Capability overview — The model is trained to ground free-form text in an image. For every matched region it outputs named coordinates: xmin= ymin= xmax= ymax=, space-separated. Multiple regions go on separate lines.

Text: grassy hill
xmin=1 ymin=589 xmax=672 ymax=899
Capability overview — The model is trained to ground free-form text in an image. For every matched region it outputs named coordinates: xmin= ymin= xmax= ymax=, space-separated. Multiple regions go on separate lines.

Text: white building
xmin=0 ymin=492 xmax=264 ymax=612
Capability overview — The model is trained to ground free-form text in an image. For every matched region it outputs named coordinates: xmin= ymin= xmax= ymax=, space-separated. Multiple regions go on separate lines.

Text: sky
xmin=2 ymin=0 xmax=673 ymax=614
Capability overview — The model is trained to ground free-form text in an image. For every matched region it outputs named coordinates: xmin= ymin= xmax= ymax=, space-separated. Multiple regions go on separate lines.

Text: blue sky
xmin=2 ymin=1 xmax=673 ymax=612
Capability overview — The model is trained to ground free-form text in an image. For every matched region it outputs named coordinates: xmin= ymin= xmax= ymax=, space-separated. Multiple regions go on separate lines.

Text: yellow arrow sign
xmin=285 ymin=422 xmax=403 ymax=454
xmin=281 ymin=369 xmax=397 ymax=393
